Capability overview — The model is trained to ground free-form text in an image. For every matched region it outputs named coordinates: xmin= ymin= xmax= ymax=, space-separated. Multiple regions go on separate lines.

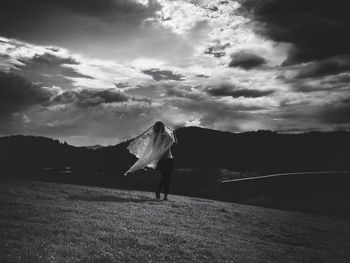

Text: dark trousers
xmin=156 ymin=158 xmax=174 ymax=196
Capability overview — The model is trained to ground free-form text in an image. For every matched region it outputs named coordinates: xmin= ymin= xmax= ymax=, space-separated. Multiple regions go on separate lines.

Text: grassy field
xmin=1 ymin=180 xmax=350 ymax=262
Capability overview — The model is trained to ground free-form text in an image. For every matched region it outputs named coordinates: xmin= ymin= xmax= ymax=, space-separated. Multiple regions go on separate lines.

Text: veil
xmin=125 ymin=123 xmax=176 ymax=174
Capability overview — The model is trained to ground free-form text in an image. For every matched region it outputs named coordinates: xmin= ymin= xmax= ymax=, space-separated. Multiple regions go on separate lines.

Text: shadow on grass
xmin=67 ymin=194 xmax=157 ymax=203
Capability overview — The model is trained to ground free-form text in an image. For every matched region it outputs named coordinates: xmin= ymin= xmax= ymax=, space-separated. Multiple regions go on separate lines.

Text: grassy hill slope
xmin=1 ymin=180 xmax=350 ymax=263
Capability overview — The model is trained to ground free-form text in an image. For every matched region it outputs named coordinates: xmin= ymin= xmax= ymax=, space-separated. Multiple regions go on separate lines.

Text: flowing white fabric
xmin=125 ymin=125 xmax=175 ymax=174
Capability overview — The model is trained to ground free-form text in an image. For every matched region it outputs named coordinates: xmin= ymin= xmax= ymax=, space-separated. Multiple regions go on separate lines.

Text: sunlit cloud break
xmin=0 ymin=0 xmax=349 ymax=145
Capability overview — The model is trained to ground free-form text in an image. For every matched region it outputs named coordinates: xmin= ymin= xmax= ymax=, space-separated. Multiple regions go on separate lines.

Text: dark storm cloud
xmin=205 ymin=48 xmax=225 ymax=58
xmin=0 ymin=0 xmax=160 ymax=44
xmin=142 ymin=69 xmax=185 ymax=81
xmin=0 ymin=0 xmax=158 ymax=27
xmin=0 ymin=54 xmax=10 ymax=59
xmin=292 ymin=84 xmax=332 ymax=93
xmin=12 ymin=53 xmax=93 ymax=89
xmin=228 ymin=51 xmax=266 ymax=69
xmin=17 ymin=53 xmax=92 ymax=78
xmin=53 ymin=89 xmax=129 ymax=107
xmin=207 ymin=83 xmax=274 ymax=98
xmin=204 ymin=42 xmax=231 ymax=58
xmin=166 ymin=92 xmax=266 ymax=132
xmin=195 ymin=74 xmax=209 ymax=78
xmin=165 ymin=85 xmax=204 ymax=100
xmin=296 ymin=55 xmax=350 ymax=79
xmin=276 ymin=96 xmax=350 ymax=129
xmin=46 ymin=47 xmax=60 ymax=52
xmin=288 ymin=69 xmax=350 ymax=93
xmin=240 ymin=0 xmax=350 ymax=65
xmin=164 ymin=84 xmax=266 ymax=111
xmin=321 ymin=74 xmax=350 ymax=85
xmin=292 ymin=77 xmax=350 ymax=93
xmin=318 ymin=103 xmax=350 ymax=125
xmin=114 ymin=82 xmax=130 ymax=89
xmin=28 ymin=53 xmax=79 ymax=66
xmin=0 ymin=71 xmax=54 ymax=118
xmin=342 ymin=97 xmax=350 ymax=104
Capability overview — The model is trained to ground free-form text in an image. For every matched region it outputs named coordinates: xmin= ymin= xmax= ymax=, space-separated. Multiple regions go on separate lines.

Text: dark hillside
xmin=1 ymin=128 xmax=350 ymax=217
xmin=2 ymin=128 xmax=350 ymax=176
xmin=172 ymin=127 xmax=350 ymax=173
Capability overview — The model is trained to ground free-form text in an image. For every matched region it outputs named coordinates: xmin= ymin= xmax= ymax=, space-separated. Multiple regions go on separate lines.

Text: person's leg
xmin=163 ymin=175 xmax=171 ymax=200
xmin=163 ymin=159 xmax=174 ymax=200
xmin=156 ymin=175 xmax=164 ymax=199
xmin=156 ymin=159 xmax=166 ymax=199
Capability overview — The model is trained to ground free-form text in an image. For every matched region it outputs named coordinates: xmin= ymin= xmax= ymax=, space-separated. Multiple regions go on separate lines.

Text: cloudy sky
xmin=0 ymin=0 xmax=349 ymax=145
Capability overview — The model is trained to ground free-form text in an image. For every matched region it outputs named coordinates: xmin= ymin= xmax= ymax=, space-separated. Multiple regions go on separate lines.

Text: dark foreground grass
xmin=1 ymin=180 xmax=350 ymax=263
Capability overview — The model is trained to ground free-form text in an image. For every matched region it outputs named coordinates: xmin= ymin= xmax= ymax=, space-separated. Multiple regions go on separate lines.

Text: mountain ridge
xmin=1 ymin=127 xmax=350 ymax=217
xmin=1 ymin=127 xmax=350 ymax=174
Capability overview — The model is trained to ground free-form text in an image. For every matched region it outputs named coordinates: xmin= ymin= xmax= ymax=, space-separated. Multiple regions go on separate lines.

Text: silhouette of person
xmin=125 ymin=121 xmax=176 ymax=200
xmin=153 ymin=121 xmax=176 ymax=201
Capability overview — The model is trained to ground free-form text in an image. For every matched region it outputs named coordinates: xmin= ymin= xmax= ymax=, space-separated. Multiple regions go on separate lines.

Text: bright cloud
xmin=0 ymin=0 xmax=349 ymax=145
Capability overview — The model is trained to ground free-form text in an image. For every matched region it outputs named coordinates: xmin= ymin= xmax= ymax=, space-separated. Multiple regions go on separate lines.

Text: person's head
xmin=153 ymin=121 xmax=165 ymax=133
